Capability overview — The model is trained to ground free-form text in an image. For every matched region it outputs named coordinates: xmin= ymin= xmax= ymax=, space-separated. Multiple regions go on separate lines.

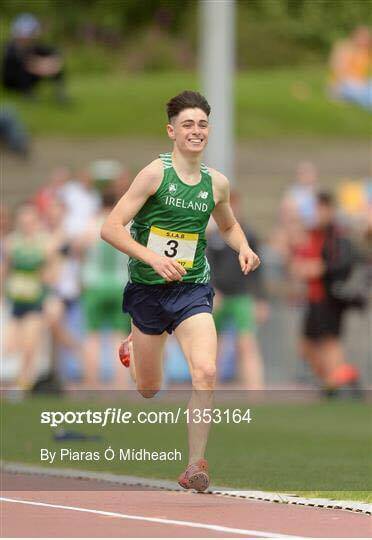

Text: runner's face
xmin=167 ymin=108 xmax=209 ymax=154
xmin=16 ymin=206 xmax=40 ymax=234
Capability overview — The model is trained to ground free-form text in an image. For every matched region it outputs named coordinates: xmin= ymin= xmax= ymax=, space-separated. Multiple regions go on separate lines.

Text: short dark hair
xmin=317 ymin=191 xmax=335 ymax=207
xmin=166 ymin=90 xmax=211 ymax=122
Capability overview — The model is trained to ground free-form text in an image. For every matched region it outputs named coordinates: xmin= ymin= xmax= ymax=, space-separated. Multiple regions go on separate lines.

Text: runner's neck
xmin=172 ymin=148 xmax=203 ymax=184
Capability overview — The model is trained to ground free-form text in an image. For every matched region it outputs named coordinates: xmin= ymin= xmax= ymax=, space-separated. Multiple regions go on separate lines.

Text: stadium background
xmin=1 ymin=0 xmax=371 ymax=505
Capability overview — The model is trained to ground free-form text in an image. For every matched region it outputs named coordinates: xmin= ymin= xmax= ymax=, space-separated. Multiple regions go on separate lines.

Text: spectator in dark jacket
xmin=0 ymin=105 xmax=29 ymax=157
xmin=2 ymin=13 xmax=67 ymax=102
xmin=290 ymin=192 xmax=361 ymax=396
xmin=207 ymin=192 xmax=268 ymax=389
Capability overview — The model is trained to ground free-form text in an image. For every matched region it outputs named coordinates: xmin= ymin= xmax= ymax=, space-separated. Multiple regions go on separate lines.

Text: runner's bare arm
xmin=101 ymin=159 xmax=186 ymax=281
xmin=211 ymin=169 xmax=260 ymax=274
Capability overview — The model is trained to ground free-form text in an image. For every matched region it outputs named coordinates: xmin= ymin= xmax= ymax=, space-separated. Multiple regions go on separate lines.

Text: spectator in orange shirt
xmin=329 ymin=26 xmax=371 ymax=110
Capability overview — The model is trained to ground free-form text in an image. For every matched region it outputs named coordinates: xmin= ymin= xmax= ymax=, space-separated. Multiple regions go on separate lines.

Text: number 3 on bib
xmin=147 ymin=225 xmax=198 ymax=268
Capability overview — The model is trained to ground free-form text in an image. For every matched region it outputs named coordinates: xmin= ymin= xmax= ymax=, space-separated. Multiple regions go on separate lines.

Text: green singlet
xmin=129 ymin=153 xmax=215 ymax=285
xmin=6 ymin=232 xmax=47 ymax=304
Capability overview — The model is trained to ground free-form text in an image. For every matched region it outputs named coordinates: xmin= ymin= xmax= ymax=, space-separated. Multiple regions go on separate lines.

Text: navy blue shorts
xmin=122 ymin=282 xmax=215 ymax=335
xmin=11 ymin=301 xmax=43 ymax=319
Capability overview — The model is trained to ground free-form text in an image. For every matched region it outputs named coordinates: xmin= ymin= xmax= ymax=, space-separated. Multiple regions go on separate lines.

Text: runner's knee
xmin=192 ymin=364 xmax=216 ymax=388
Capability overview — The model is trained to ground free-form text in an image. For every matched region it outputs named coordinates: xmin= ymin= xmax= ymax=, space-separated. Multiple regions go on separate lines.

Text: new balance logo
xmin=197 ymin=191 xmax=208 ymax=199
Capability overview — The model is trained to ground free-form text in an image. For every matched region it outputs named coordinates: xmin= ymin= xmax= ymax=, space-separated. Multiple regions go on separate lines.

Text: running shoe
xmin=118 ymin=334 xmax=132 ymax=368
xmin=323 ymin=363 xmax=363 ymax=400
xmin=178 ymin=459 xmax=209 ymax=492
xmin=329 ymin=363 xmax=359 ymax=387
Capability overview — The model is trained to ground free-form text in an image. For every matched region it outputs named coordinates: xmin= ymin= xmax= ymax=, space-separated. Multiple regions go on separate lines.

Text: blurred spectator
xmin=2 ymin=203 xmax=56 ymax=390
xmin=290 ymin=192 xmax=362 ymax=397
xmin=79 ymin=189 xmax=131 ymax=389
xmin=2 ymin=13 xmax=68 ymax=102
xmin=34 ymin=167 xmax=101 ymax=385
xmin=267 ymin=162 xmax=320 ymax=303
xmin=280 ymin=161 xmax=318 ymax=229
xmin=0 ymin=106 xmax=29 ymax=157
xmin=42 ymin=199 xmax=82 ymax=375
xmin=264 ymin=186 xmax=308 ymax=302
xmin=89 ymin=159 xmax=129 ymax=196
xmin=34 ymin=166 xmax=72 ymax=216
xmin=207 ymin=193 xmax=268 ymax=389
xmin=57 ymin=168 xmax=101 ymax=237
xmin=38 ymin=167 xmax=98 ymax=383
xmin=337 ymin=177 xmax=371 ymax=228
xmin=0 ymin=204 xmax=11 ymax=243
xmin=329 ymin=26 xmax=372 ymax=110
xmin=358 ymin=209 xmax=372 ymax=291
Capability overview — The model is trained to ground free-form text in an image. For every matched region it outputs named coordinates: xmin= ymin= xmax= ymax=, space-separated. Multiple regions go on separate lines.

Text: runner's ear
xmin=166 ymin=123 xmax=175 ymax=140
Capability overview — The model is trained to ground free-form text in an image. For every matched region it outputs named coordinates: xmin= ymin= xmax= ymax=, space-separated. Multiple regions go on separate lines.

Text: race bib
xmin=7 ymin=273 xmax=42 ymax=301
xmin=147 ymin=226 xmax=198 ymax=268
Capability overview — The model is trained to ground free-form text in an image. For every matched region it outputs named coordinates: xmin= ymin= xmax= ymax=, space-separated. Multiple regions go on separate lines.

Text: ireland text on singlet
xmin=128 ymin=153 xmax=215 ymax=285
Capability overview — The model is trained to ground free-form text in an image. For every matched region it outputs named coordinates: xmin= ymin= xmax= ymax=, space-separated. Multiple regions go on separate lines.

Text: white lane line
xmin=1 ymin=497 xmax=304 ymax=539
xmin=3 ymin=461 xmax=371 ymax=515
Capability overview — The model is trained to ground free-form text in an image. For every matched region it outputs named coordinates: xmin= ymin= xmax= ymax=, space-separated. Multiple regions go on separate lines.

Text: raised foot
xmin=178 ymin=459 xmax=210 ymax=493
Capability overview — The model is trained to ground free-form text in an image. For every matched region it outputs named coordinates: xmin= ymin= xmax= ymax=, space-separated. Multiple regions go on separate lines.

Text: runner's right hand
xmin=149 ymin=254 xmax=187 ymax=281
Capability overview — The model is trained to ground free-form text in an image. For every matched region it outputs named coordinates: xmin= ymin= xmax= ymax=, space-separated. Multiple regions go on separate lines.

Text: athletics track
xmin=1 ymin=468 xmax=371 ymax=538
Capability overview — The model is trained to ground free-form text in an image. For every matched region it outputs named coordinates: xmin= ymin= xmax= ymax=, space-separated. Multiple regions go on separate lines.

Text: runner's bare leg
xmin=131 ymin=324 xmax=167 ymax=398
xmin=174 ymin=312 xmax=217 ymax=465
xmin=18 ymin=312 xmax=44 ymax=389
xmin=128 ymin=339 xmax=136 ymax=382
xmin=237 ymin=333 xmax=264 ymax=390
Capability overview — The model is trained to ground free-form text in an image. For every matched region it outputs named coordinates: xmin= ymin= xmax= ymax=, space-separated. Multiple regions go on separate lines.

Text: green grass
xmin=2 ymin=395 xmax=371 ymax=503
xmin=2 ymin=67 xmax=369 ymax=138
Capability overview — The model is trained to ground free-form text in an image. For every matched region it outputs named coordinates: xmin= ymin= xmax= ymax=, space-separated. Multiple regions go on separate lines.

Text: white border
xmin=2 ymin=462 xmax=371 ymax=516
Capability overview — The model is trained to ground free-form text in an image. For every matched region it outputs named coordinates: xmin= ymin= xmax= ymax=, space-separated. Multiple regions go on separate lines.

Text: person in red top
xmin=291 ymin=192 xmax=360 ymax=395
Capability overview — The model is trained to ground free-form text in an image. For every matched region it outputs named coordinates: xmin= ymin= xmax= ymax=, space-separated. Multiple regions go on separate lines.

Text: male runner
xmin=101 ymin=90 xmax=260 ymax=491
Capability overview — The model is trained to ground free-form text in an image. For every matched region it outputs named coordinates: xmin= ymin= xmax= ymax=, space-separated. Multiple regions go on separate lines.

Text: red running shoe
xmin=118 ymin=334 xmax=132 ymax=368
xmin=330 ymin=363 xmax=359 ymax=387
xmin=178 ymin=459 xmax=209 ymax=492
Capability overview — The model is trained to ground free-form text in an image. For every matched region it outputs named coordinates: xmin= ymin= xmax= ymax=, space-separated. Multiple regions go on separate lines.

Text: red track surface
xmin=1 ymin=473 xmax=371 ymax=538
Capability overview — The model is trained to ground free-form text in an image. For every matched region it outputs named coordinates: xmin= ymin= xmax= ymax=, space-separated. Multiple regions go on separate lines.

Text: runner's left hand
xmin=239 ymin=246 xmax=260 ymax=274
